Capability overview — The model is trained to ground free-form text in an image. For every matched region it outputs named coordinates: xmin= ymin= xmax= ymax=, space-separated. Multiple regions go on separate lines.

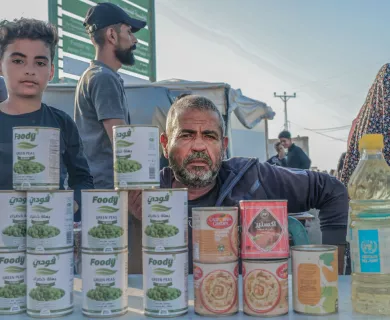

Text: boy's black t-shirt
xmin=0 ymin=103 xmax=94 ymax=221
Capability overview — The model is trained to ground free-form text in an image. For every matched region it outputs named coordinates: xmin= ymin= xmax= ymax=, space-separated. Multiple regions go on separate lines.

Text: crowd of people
xmin=0 ymin=2 xmax=358 ymax=274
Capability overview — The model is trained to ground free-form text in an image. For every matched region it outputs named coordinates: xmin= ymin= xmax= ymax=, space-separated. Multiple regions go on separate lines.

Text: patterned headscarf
xmin=341 ymin=63 xmax=390 ymax=186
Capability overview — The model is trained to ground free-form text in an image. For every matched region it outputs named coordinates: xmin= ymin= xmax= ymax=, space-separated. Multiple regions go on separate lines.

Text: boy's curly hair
xmin=0 ymin=18 xmax=58 ymax=62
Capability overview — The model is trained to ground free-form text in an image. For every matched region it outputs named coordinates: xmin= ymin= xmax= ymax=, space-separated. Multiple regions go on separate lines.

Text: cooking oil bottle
xmin=348 ymin=134 xmax=390 ymax=315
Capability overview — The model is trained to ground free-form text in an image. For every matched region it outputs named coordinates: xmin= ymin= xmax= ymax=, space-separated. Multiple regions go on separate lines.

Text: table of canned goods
xmin=12 ymin=275 xmax=379 ymax=319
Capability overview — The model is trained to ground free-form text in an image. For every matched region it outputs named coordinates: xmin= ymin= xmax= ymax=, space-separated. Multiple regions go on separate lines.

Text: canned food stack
xmin=240 ymin=200 xmax=290 ymax=317
xmin=81 ymin=190 xmax=129 ymax=318
xmin=142 ymin=188 xmax=189 ymax=317
xmin=192 ymin=207 xmax=239 ymax=316
xmin=8 ymin=126 xmax=74 ymax=317
xmin=0 ymin=191 xmax=27 ymax=315
xmin=25 ymin=185 xmax=74 ymax=318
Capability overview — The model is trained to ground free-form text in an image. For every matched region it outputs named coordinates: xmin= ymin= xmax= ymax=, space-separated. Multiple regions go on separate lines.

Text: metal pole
xmin=274 ymin=91 xmax=297 ymax=131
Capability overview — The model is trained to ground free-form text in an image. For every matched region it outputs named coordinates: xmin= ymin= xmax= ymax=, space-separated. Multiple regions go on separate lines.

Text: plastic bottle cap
xmin=359 ymin=133 xmax=384 ymax=151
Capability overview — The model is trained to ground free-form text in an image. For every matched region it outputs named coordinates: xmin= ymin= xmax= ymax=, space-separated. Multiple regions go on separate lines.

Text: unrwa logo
xmin=361 ymin=240 xmax=378 ymax=254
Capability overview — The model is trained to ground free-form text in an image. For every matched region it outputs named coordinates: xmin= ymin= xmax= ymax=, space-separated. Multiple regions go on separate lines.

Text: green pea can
xmin=27 ymin=191 xmax=74 ymax=253
xmin=26 ymin=250 xmax=74 ymax=318
xmin=113 ymin=125 xmax=160 ymax=190
xmin=0 ymin=250 xmax=26 ymax=315
xmin=82 ymin=250 xmax=128 ymax=318
xmin=143 ymin=250 xmax=188 ymax=317
xmin=13 ymin=127 xmax=60 ymax=190
xmin=142 ymin=189 xmax=188 ymax=252
xmin=81 ymin=190 xmax=128 ymax=253
xmin=0 ymin=191 xmax=27 ymax=251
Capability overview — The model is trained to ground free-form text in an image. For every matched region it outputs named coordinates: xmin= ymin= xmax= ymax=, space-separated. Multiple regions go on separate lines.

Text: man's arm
xmin=298 ymin=148 xmax=311 ymax=169
xmin=63 ymin=115 xmax=94 ymax=221
xmin=258 ymin=163 xmax=348 ymax=245
xmin=89 ymin=73 xmax=128 ymax=143
xmin=103 ymin=119 xmax=126 ymax=144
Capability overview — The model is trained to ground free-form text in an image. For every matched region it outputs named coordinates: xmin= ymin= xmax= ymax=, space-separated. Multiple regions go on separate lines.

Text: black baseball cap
xmin=83 ymin=2 xmax=146 ymax=33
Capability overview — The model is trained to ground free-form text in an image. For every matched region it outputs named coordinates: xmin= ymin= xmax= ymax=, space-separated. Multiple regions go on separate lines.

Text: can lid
xmin=26 ymin=190 xmax=73 ymax=193
xmin=192 ymin=207 xmax=238 ymax=212
xmin=81 ymin=249 xmax=128 ymax=255
xmin=13 ymin=126 xmax=60 ymax=131
xmin=142 ymin=188 xmax=188 ymax=192
xmin=239 ymin=199 xmax=288 ymax=204
xmin=113 ymin=125 xmax=159 ymax=129
xmin=291 ymin=245 xmax=338 ymax=252
xmin=142 ymin=249 xmax=188 ymax=254
xmin=82 ymin=189 xmax=127 ymax=193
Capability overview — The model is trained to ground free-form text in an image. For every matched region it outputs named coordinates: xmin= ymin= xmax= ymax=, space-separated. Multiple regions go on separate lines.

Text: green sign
xmin=49 ymin=0 xmax=156 ymax=82
xmin=62 ymin=36 xmax=150 ymax=77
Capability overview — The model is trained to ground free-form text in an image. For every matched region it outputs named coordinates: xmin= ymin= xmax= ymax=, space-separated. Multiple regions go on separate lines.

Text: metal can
xmin=81 ymin=190 xmax=128 ymax=253
xmin=142 ymin=189 xmax=188 ymax=252
xmin=0 ymin=191 xmax=26 ymax=251
xmin=243 ymin=259 xmax=289 ymax=317
xmin=143 ymin=250 xmax=188 ymax=317
xmin=292 ymin=245 xmax=338 ymax=315
xmin=26 ymin=250 xmax=74 ymax=318
xmin=13 ymin=127 xmax=60 ymax=190
xmin=0 ymin=251 xmax=26 ymax=315
xmin=82 ymin=250 xmax=128 ymax=318
xmin=193 ymin=261 xmax=239 ymax=316
xmin=192 ymin=207 xmax=238 ymax=263
xmin=240 ymin=200 xmax=289 ymax=260
xmin=26 ymin=191 xmax=74 ymax=253
xmin=113 ymin=125 xmax=159 ymax=189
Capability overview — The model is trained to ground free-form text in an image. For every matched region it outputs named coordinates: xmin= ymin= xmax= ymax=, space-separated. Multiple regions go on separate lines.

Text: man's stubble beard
xmin=168 ymin=146 xmax=224 ymax=188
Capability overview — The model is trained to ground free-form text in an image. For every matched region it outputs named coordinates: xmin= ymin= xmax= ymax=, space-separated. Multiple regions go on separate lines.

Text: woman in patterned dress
xmin=341 ymin=63 xmax=390 ymax=186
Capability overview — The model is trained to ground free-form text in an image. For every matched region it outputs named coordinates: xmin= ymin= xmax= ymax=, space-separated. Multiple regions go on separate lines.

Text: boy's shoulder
xmin=42 ymin=103 xmax=74 ymax=125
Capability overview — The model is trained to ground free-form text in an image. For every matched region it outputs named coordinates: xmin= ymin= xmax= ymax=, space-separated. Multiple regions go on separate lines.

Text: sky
xmin=2 ymin=0 xmax=390 ymax=170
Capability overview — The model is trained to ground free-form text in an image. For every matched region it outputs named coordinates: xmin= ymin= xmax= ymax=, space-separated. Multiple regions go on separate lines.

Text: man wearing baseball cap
xmin=74 ymin=2 xmax=146 ymax=189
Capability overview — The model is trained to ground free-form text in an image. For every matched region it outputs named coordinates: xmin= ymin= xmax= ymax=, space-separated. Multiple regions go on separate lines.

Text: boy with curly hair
xmin=0 ymin=18 xmax=94 ymax=221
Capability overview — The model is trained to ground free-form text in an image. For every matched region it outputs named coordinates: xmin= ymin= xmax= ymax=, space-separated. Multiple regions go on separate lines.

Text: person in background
xmin=341 ymin=63 xmax=390 ymax=186
xmin=278 ymin=130 xmax=311 ymax=169
xmin=0 ymin=18 xmax=94 ymax=221
xmin=128 ymin=95 xmax=349 ymax=274
xmin=74 ymin=2 xmax=146 ymax=189
xmin=0 ymin=76 xmax=7 ymax=102
xmin=266 ymin=141 xmax=287 ymax=167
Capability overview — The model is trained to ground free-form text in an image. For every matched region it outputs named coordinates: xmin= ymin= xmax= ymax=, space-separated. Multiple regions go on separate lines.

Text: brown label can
xmin=193 ymin=261 xmax=239 ymax=316
xmin=243 ymin=259 xmax=289 ymax=316
xmin=292 ymin=245 xmax=338 ymax=315
xmin=240 ymin=200 xmax=289 ymax=260
xmin=192 ymin=207 xmax=238 ymax=263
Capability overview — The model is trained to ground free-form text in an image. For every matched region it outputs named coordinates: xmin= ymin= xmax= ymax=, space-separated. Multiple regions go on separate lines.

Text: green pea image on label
xmin=146 ymin=287 xmax=181 ymax=301
xmin=88 ymin=224 xmax=124 ymax=239
xmin=87 ymin=287 xmax=122 ymax=301
xmin=29 ymin=286 xmax=65 ymax=301
xmin=13 ymin=160 xmax=45 ymax=174
xmin=114 ymin=158 xmax=142 ymax=173
xmin=145 ymin=223 xmax=179 ymax=238
xmin=0 ymin=283 xmax=26 ymax=298
xmin=27 ymin=224 xmax=60 ymax=238
xmin=3 ymin=223 xmax=26 ymax=237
